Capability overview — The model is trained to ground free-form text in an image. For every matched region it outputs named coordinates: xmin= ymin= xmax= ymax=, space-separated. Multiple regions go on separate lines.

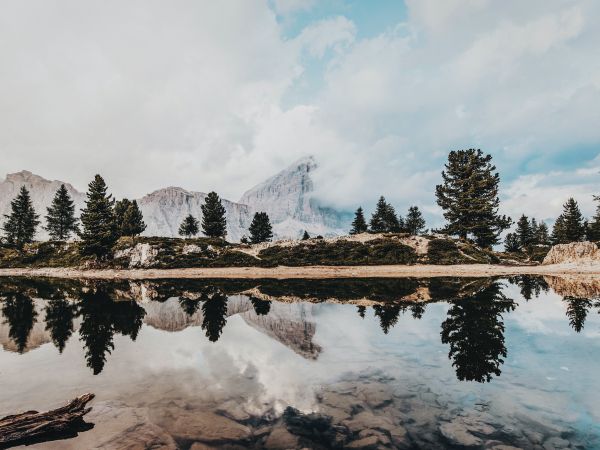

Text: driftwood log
xmin=0 ymin=393 xmax=95 ymax=448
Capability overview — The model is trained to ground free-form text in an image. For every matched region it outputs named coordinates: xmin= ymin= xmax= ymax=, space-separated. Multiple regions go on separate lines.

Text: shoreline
xmin=0 ymin=263 xmax=598 ymax=279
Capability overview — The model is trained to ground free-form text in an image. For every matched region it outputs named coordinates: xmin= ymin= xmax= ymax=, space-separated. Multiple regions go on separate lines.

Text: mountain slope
xmin=240 ymin=156 xmax=347 ymax=238
xmin=138 ymin=187 xmax=251 ymax=242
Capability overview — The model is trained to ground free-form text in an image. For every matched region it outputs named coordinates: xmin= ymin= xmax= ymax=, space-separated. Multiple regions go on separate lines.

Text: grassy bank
xmin=0 ymin=233 xmax=543 ymax=269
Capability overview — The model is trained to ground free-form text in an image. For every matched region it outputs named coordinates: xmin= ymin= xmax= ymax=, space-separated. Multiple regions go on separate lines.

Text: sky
xmin=0 ymin=0 xmax=598 ymax=224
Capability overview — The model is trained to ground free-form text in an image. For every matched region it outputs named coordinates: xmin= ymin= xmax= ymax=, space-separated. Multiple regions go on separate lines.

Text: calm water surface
xmin=0 ymin=276 xmax=599 ymax=449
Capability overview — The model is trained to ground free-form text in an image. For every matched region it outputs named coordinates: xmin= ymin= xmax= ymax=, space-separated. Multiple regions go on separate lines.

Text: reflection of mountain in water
xmin=241 ymin=302 xmax=321 ymax=360
xmin=3 ymin=276 xmax=599 ymax=382
xmin=141 ymin=293 xmax=320 ymax=359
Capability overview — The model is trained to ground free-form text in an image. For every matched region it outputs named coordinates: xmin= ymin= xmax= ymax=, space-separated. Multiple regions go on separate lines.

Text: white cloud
xmin=0 ymin=0 xmax=598 ymax=225
xmin=294 ymin=16 xmax=356 ymax=59
xmin=271 ymin=0 xmax=314 ymax=16
xmin=502 ymin=166 xmax=599 ymax=222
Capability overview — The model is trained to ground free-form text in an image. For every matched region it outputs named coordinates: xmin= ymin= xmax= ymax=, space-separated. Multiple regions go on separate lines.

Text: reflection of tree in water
xmin=409 ymin=303 xmax=426 ymax=319
xmin=179 ymin=296 xmax=201 ymax=316
xmin=78 ymin=289 xmax=146 ymax=375
xmin=250 ymin=297 xmax=271 ymax=316
xmin=357 ymin=305 xmax=366 ymax=319
xmin=563 ymin=297 xmax=594 ymax=333
xmin=373 ymin=302 xmax=427 ymax=333
xmin=441 ymin=282 xmax=515 ymax=383
xmin=201 ymin=290 xmax=228 ymax=342
xmin=1 ymin=293 xmax=38 ymax=353
xmin=507 ymin=275 xmax=549 ymax=300
xmin=44 ymin=298 xmax=76 ymax=353
xmin=373 ymin=305 xmax=401 ymax=334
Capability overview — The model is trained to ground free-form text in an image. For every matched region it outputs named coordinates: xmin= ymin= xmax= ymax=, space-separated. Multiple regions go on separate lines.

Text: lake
xmin=0 ymin=276 xmax=599 ymax=449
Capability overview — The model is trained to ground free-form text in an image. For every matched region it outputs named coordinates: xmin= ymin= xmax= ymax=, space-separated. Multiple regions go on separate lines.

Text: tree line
xmin=3 ymin=149 xmax=599 ymax=255
xmin=351 ymin=148 xmax=600 ymax=251
xmin=349 ymin=200 xmax=426 ymax=236
xmin=1 ymin=174 xmax=275 ymax=257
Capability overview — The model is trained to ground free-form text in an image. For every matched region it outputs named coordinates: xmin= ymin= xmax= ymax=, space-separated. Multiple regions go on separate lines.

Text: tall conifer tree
xmin=504 ymin=233 xmax=520 ymax=253
xmin=405 ymin=206 xmax=426 ymax=235
xmin=179 ymin=214 xmax=199 ymax=238
xmin=2 ymin=186 xmax=40 ymax=249
xmin=435 ymin=149 xmax=511 ymax=248
xmin=560 ymin=198 xmax=586 ymax=243
xmin=350 ymin=207 xmax=368 ymax=234
xmin=535 ymin=222 xmax=551 ymax=245
xmin=248 ymin=212 xmax=273 ymax=243
xmin=79 ymin=175 xmax=118 ymax=258
xmin=201 ymin=192 xmax=227 ymax=238
xmin=586 ymin=195 xmax=600 ymax=241
xmin=551 ymin=214 xmax=567 ymax=244
xmin=115 ymin=199 xmax=146 ymax=239
xmin=370 ymin=196 xmax=400 ymax=233
xmin=516 ymin=215 xmax=533 ymax=250
xmin=45 ymin=184 xmax=78 ymax=240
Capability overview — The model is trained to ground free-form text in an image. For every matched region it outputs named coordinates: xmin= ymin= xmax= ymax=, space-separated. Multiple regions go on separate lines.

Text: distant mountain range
xmin=0 ymin=157 xmax=349 ymax=241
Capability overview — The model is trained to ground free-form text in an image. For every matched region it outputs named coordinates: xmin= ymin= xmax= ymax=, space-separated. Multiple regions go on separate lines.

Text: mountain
xmin=0 ymin=171 xmax=86 ymax=240
xmin=240 ymin=156 xmax=347 ymax=238
xmin=0 ymin=157 xmax=347 ymax=241
xmin=138 ymin=187 xmax=251 ymax=242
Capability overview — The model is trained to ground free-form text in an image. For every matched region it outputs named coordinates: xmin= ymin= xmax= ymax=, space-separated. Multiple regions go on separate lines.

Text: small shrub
xmin=427 ymin=239 xmax=463 ymax=265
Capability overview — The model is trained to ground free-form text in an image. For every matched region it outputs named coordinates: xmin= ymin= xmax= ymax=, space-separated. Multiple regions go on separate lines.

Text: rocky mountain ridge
xmin=0 ymin=157 xmax=347 ymax=241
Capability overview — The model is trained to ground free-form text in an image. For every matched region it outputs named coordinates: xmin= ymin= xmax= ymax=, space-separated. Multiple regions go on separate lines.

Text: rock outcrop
xmin=114 ymin=243 xmax=160 ymax=268
xmin=542 ymin=242 xmax=600 ymax=265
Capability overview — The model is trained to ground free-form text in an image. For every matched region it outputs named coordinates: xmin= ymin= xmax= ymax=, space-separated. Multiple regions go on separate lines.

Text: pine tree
xmin=504 ymin=232 xmax=520 ymax=253
xmin=560 ymin=198 xmax=586 ymax=243
xmin=118 ymin=200 xmax=146 ymax=239
xmin=350 ymin=207 xmax=368 ymax=234
xmin=587 ymin=195 xmax=600 ymax=242
xmin=530 ymin=218 xmax=539 ymax=244
xmin=370 ymin=197 xmax=388 ymax=232
xmin=551 ymin=214 xmax=567 ymax=244
xmin=536 ymin=222 xmax=551 ymax=246
xmin=302 ymin=230 xmax=310 ymax=240
xmin=201 ymin=192 xmax=227 ymax=238
xmin=370 ymin=196 xmax=400 ymax=233
xmin=113 ymin=199 xmax=131 ymax=234
xmin=384 ymin=204 xmax=402 ymax=232
xmin=178 ymin=214 xmax=199 ymax=238
xmin=516 ymin=215 xmax=533 ymax=250
xmin=44 ymin=184 xmax=78 ymax=241
xmin=435 ymin=149 xmax=511 ymax=248
xmin=2 ymin=186 xmax=40 ymax=249
xmin=79 ymin=175 xmax=118 ymax=258
xmin=405 ymin=206 xmax=426 ymax=235
xmin=248 ymin=212 xmax=273 ymax=243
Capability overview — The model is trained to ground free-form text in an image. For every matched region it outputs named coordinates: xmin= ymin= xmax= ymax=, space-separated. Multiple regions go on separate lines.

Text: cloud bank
xmin=0 ymin=0 xmax=598 ymax=226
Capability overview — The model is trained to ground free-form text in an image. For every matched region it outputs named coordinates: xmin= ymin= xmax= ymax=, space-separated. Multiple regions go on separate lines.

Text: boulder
xmin=115 ymin=243 xmax=159 ymax=268
xmin=542 ymin=242 xmax=600 ymax=265
xmin=182 ymin=244 xmax=203 ymax=255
